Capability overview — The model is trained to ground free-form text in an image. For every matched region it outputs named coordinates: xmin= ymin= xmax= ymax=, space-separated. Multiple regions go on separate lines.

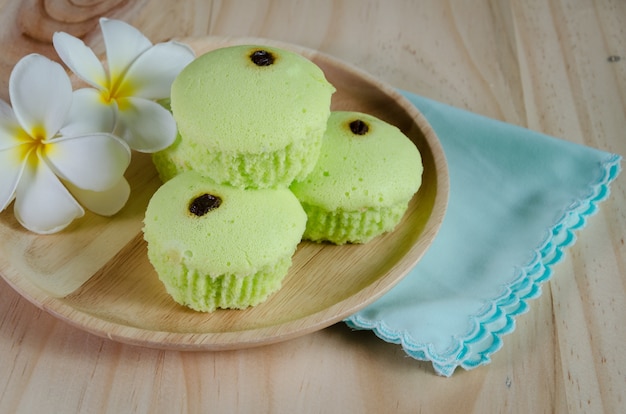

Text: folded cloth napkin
xmin=344 ymin=91 xmax=622 ymax=377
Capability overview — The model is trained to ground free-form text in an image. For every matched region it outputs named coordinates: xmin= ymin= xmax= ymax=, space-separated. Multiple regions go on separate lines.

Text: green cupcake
xmin=154 ymin=44 xmax=335 ymax=189
xmin=290 ymin=111 xmax=423 ymax=244
xmin=143 ymin=171 xmax=306 ymax=312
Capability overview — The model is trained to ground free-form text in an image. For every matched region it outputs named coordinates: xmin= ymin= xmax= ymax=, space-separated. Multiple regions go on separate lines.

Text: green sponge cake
xmin=290 ymin=111 xmax=423 ymax=244
xmin=154 ymin=44 xmax=335 ymax=188
xmin=143 ymin=171 xmax=306 ymax=312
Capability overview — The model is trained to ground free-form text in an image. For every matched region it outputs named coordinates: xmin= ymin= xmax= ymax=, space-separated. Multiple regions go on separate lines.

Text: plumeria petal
xmin=0 ymin=97 xmax=28 ymax=208
xmin=0 ymin=99 xmax=14 ymax=120
xmin=59 ymin=88 xmax=116 ymax=136
xmin=100 ymin=18 xmax=152 ymax=85
xmin=52 ymin=32 xmax=108 ymax=90
xmin=120 ymin=41 xmax=195 ymax=100
xmin=9 ymin=54 xmax=72 ymax=140
xmin=66 ymin=177 xmax=130 ymax=216
xmin=14 ymin=156 xmax=84 ymax=234
xmin=1 ymin=90 xmax=34 ymax=211
xmin=0 ymin=146 xmax=27 ymax=210
xmin=0 ymin=100 xmax=28 ymax=150
xmin=43 ymin=133 xmax=131 ymax=191
xmin=115 ymin=97 xmax=177 ymax=152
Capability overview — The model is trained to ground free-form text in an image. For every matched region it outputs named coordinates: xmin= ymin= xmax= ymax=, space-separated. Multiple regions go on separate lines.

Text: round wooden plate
xmin=0 ymin=37 xmax=448 ymax=350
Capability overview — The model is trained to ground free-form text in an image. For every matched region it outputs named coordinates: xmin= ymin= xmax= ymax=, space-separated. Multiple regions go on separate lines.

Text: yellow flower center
xmin=18 ymin=124 xmax=51 ymax=168
xmin=100 ymin=74 xmax=135 ymax=110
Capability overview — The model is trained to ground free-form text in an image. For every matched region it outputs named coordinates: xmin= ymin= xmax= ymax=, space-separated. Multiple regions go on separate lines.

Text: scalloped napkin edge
xmin=344 ymin=91 xmax=622 ymax=377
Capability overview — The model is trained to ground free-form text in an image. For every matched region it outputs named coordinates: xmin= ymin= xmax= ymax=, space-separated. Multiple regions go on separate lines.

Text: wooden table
xmin=1 ymin=1 xmax=624 ymax=412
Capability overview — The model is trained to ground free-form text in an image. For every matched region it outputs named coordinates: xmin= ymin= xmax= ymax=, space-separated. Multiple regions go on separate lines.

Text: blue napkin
xmin=344 ymin=91 xmax=622 ymax=377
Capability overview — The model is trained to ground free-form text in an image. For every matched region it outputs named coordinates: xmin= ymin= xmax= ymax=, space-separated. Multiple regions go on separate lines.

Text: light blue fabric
xmin=344 ymin=91 xmax=622 ymax=376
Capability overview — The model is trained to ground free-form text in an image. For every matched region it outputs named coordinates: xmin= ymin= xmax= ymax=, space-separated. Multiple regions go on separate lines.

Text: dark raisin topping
xmin=349 ymin=119 xmax=369 ymax=135
xmin=189 ymin=193 xmax=222 ymax=216
xmin=250 ymin=49 xmax=275 ymax=66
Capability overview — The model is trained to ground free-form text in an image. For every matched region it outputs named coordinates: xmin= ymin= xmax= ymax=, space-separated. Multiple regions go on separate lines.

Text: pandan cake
xmin=290 ymin=111 xmax=423 ymax=244
xmin=143 ymin=171 xmax=307 ymax=312
xmin=153 ymin=44 xmax=335 ymax=188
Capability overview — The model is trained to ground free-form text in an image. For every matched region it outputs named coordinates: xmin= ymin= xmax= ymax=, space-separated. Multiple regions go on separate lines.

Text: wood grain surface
xmin=1 ymin=1 xmax=624 ymax=413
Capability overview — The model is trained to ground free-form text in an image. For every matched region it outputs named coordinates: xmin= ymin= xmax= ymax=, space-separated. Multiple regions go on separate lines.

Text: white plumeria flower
xmin=0 ymin=54 xmax=131 ymax=234
xmin=52 ymin=17 xmax=195 ymax=153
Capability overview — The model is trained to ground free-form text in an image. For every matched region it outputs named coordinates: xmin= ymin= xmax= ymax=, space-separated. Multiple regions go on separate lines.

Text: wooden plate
xmin=0 ymin=37 xmax=448 ymax=350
